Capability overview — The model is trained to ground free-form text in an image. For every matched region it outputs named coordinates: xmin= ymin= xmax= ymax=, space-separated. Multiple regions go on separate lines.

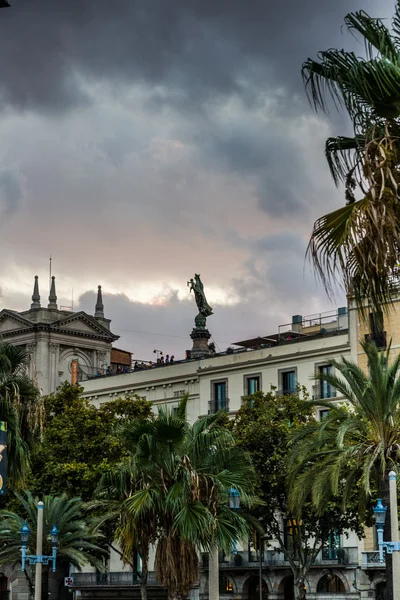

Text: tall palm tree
xmin=94 ymin=459 xmax=158 ymax=600
xmin=113 ymin=398 xmax=257 ymax=600
xmin=303 ymin=4 xmax=400 ymax=313
xmin=288 ymin=341 xmax=400 ymax=600
xmin=0 ymin=491 xmax=108 ymax=599
xmin=0 ymin=341 xmax=41 ymax=486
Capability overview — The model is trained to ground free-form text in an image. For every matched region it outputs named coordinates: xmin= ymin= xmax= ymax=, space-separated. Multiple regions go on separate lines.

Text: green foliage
xmin=0 ymin=340 xmax=41 ymax=487
xmin=101 ymin=396 xmax=258 ymax=600
xmin=231 ymin=389 xmax=364 ymax=593
xmin=28 ymin=382 xmax=152 ymax=501
xmin=0 ymin=490 xmax=108 ymax=597
xmin=288 ymin=341 xmax=400 ymax=518
xmin=303 ymin=3 xmax=400 ymax=314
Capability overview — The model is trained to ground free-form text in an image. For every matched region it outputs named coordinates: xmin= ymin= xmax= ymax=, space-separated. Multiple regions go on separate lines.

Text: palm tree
xmin=0 ymin=341 xmax=41 ymax=486
xmin=288 ymin=341 xmax=400 ymax=600
xmin=95 ymin=459 xmax=158 ymax=600
xmin=113 ymin=398 xmax=257 ymax=600
xmin=303 ymin=4 xmax=400 ymax=313
xmin=0 ymin=491 xmax=108 ymax=599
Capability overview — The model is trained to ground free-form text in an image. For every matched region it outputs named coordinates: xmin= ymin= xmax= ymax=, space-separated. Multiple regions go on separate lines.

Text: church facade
xmin=0 ymin=276 xmax=119 ymax=395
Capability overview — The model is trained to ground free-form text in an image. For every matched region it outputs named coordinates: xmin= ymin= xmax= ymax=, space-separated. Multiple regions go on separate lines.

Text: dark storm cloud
xmin=0 ymin=0 xmax=389 ymax=114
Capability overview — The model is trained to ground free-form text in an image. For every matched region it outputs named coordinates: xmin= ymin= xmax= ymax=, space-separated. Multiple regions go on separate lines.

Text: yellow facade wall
xmin=355 ymin=299 xmax=400 ymax=372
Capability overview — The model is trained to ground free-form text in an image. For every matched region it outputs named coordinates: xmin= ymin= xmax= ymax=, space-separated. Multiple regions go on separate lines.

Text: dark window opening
xmin=317 ymin=574 xmax=345 ymax=593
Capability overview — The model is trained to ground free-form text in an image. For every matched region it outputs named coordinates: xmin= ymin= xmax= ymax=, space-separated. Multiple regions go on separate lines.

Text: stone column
xmin=209 ymin=546 xmax=219 ymax=600
xmin=48 ymin=343 xmax=59 ymax=393
xmin=190 ymin=314 xmax=211 ymax=359
xmin=26 ymin=342 xmax=37 ymax=381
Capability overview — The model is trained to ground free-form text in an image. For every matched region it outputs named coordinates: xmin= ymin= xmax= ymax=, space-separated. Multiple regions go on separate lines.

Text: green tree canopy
xmin=232 ymin=391 xmax=363 ymax=600
xmin=28 ymin=382 xmax=152 ymax=500
xmin=103 ymin=397 xmax=258 ymax=600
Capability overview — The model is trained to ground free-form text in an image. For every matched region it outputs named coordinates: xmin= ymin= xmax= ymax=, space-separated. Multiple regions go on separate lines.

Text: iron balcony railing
xmin=202 ymin=548 xmax=358 ymax=569
xmin=361 ymin=551 xmax=385 ymax=569
xmin=312 ymin=384 xmax=337 ymax=401
xmin=364 ymin=331 xmax=387 ymax=350
xmin=208 ymin=398 xmax=230 ymax=414
xmin=71 ymin=572 xmax=159 ymax=587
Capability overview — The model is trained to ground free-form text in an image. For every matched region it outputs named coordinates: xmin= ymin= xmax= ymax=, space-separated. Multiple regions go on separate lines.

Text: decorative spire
xmin=95 ymin=285 xmax=104 ymax=318
xmin=48 ymin=276 xmax=58 ymax=310
xmin=31 ymin=275 xmax=40 ymax=309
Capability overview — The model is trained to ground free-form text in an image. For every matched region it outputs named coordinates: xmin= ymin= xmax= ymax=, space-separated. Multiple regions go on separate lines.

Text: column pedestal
xmin=190 ymin=314 xmax=211 ymax=359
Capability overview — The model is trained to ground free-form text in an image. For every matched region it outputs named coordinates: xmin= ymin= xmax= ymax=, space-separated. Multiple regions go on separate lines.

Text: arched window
xmin=317 ymin=574 xmax=346 ymax=593
xmin=219 ymin=576 xmax=234 ymax=594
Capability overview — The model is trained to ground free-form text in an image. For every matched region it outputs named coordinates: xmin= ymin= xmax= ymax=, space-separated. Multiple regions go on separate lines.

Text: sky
xmin=0 ymin=0 xmax=395 ymax=360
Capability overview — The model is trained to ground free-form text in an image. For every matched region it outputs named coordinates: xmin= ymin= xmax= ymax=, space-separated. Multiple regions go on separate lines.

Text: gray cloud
xmin=0 ymin=0 xmax=389 ymax=357
xmin=0 ymin=0 xmax=393 ymax=115
xmin=0 ymin=169 xmax=23 ymax=216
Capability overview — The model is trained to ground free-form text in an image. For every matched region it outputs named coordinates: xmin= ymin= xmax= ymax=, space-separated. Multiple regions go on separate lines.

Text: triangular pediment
xmin=0 ymin=310 xmax=33 ymax=334
xmin=51 ymin=312 xmax=118 ymax=341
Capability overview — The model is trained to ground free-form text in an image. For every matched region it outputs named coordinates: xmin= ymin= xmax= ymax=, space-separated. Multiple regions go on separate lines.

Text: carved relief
xmin=48 ymin=342 xmax=59 ymax=353
xmin=97 ymin=350 xmax=107 ymax=366
xmin=26 ymin=343 xmax=36 ymax=354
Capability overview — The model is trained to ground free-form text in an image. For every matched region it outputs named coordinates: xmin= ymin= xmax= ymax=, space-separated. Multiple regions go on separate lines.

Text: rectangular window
xmin=281 ymin=370 xmax=296 ymax=395
xmin=246 ymin=375 xmax=260 ymax=396
xmin=368 ymin=311 xmax=386 ymax=349
xmin=212 ymin=381 xmax=227 ymax=412
xmin=370 ymin=311 xmax=383 ymax=336
xmin=319 ymin=409 xmax=329 ymax=421
xmin=322 ymin=529 xmax=341 ymax=560
xmin=318 ymin=364 xmax=334 ymax=399
xmin=283 ymin=519 xmax=299 ymax=557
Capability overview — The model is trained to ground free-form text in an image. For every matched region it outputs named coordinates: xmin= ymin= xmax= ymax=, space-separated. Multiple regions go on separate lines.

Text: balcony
xmin=208 ymin=398 xmax=230 ymax=414
xmin=71 ymin=572 xmax=159 ymax=587
xmin=364 ymin=332 xmax=387 ymax=350
xmin=361 ymin=552 xmax=385 ymax=569
xmin=201 ymin=548 xmax=358 ymax=569
xmin=312 ymin=385 xmax=337 ymax=401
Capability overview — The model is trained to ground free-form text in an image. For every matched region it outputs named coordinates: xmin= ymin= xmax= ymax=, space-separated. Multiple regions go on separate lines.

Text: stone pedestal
xmin=190 ymin=314 xmax=211 ymax=359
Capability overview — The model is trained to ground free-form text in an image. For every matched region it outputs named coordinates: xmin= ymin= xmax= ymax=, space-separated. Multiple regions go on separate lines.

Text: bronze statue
xmin=187 ymin=274 xmax=213 ymax=318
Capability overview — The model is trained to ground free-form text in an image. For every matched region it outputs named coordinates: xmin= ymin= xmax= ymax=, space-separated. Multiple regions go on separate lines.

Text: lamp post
xmin=373 ymin=471 xmax=400 ymax=600
xmin=20 ymin=502 xmax=59 ymax=600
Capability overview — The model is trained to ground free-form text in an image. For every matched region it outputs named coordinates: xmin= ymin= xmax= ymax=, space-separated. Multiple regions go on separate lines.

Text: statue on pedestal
xmin=187 ymin=274 xmax=213 ymax=357
xmin=187 ymin=274 xmax=213 ymax=318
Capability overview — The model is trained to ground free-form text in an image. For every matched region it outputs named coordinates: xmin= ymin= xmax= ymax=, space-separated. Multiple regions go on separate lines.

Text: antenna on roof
xmin=49 ymin=255 xmax=52 ymax=293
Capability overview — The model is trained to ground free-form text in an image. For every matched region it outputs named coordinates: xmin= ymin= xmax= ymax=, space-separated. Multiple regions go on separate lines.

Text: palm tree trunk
xmin=383 ymin=475 xmax=393 ymax=600
xmin=140 ymin=551 xmax=148 ymax=600
xmin=208 ymin=546 xmax=219 ymax=600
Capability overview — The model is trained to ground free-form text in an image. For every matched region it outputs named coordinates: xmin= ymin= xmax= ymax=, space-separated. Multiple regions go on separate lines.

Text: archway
xmin=279 ymin=575 xmax=294 ymax=600
xmin=0 ymin=575 xmax=9 ymax=600
xmin=219 ymin=576 xmax=235 ymax=595
xmin=376 ymin=582 xmax=386 ymax=600
xmin=246 ymin=576 xmax=268 ymax=600
xmin=317 ymin=573 xmax=346 ymax=593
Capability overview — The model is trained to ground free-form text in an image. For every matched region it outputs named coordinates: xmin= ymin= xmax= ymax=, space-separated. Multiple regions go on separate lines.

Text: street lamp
xmin=372 ymin=472 xmax=400 ymax=600
xmin=228 ymin=487 xmax=240 ymax=511
xmin=19 ymin=503 xmax=59 ymax=600
xmin=373 ymin=498 xmax=387 ymax=562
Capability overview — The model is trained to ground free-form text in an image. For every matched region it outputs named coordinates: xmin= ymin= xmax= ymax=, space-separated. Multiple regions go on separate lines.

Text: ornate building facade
xmin=0 ymin=276 xmax=119 ymax=395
